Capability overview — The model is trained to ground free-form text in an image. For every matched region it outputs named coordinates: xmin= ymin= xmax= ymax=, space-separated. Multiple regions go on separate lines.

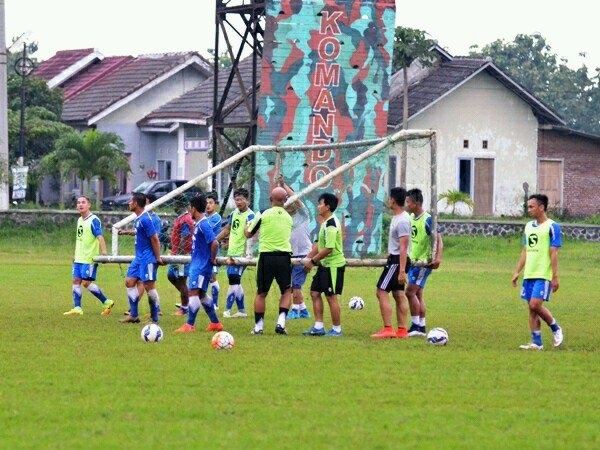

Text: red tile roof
xmin=60 ymin=56 xmax=133 ymax=100
xmin=32 ymin=48 xmax=96 ymax=80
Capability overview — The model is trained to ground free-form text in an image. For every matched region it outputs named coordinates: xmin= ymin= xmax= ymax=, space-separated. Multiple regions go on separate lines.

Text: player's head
xmin=317 ymin=192 xmax=338 ymax=216
xmin=270 ymin=187 xmax=287 ymax=207
xmin=76 ymin=196 xmax=91 ymax=215
xmin=145 ymin=194 xmax=155 ymax=205
xmin=233 ymin=187 xmax=250 ymax=211
xmin=405 ymin=188 xmax=423 ymax=214
xmin=389 ymin=187 xmax=407 ymax=210
xmin=189 ymin=194 xmax=207 ymax=217
xmin=172 ymin=195 xmax=188 ymax=214
xmin=206 ymin=192 xmax=219 ymax=214
xmin=527 ymin=194 xmax=548 ymax=218
xmin=130 ymin=192 xmax=147 ymax=211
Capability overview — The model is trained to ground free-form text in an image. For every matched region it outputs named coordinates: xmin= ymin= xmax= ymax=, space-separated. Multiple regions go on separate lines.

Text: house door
xmin=538 ymin=160 xmax=562 ymax=209
xmin=473 ymin=158 xmax=494 ymax=216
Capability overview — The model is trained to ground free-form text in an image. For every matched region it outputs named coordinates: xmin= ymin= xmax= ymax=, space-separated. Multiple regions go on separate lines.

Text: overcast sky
xmin=6 ymin=0 xmax=600 ymax=71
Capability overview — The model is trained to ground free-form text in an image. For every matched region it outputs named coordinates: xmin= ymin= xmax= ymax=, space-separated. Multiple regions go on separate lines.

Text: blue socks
xmin=549 ymin=320 xmax=560 ymax=332
xmin=187 ymin=295 xmax=201 ymax=326
xmin=147 ymin=289 xmax=160 ymax=322
xmin=86 ymin=283 xmax=107 ymax=303
xmin=532 ymin=331 xmax=543 ymax=346
xmin=211 ymin=281 xmax=220 ymax=307
xmin=201 ymin=297 xmax=219 ymax=324
xmin=72 ymin=285 xmax=82 ymax=308
xmin=127 ymin=287 xmax=139 ymax=318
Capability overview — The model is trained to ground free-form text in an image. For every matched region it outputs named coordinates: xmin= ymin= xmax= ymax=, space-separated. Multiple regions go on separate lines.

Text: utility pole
xmin=0 ymin=0 xmax=9 ymax=210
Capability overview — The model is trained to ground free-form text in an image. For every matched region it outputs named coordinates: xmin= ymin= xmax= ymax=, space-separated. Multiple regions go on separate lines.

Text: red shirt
xmin=171 ymin=212 xmax=194 ymax=255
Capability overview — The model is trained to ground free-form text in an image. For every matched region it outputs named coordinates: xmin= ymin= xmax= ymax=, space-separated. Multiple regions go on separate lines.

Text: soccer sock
xmin=411 ymin=315 xmax=420 ymax=326
xmin=549 ymin=319 xmax=560 ymax=332
xmin=201 ymin=296 xmax=219 ymax=324
xmin=420 ymin=317 xmax=426 ymax=327
xmin=254 ymin=312 xmax=265 ymax=332
xmin=187 ymin=295 xmax=201 ymax=326
xmin=532 ymin=331 xmax=543 ymax=346
xmin=235 ymin=285 xmax=246 ymax=311
xmin=332 ymin=324 xmax=342 ymax=332
xmin=86 ymin=283 xmax=108 ymax=303
xmin=72 ymin=285 xmax=82 ymax=308
xmin=127 ymin=287 xmax=139 ymax=317
xmin=292 ymin=303 xmax=300 ymax=312
xmin=299 ymin=302 xmax=307 ymax=311
xmin=314 ymin=321 xmax=324 ymax=330
xmin=225 ymin=286 xmax=236 ymax=310
xmin=147 ymin=289 xmax=160 ymax=322
xmin=211 ymin=281 xmax=220 ymax=307
xmin=277 ymin=307 xmax=289 ymax=328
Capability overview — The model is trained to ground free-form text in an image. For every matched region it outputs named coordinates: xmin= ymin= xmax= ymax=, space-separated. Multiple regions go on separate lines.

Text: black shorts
xmin=256 ymin=252 xmax=292 ymax=295
xmin=310 ymin=265 xmax=345 ymax=297
xmin=376 ymin=255 xmax=411 ymax=292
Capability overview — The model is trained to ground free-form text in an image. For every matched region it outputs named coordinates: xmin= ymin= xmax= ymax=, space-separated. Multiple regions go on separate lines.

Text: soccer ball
xmin=348 ymin=296 xmax=365 ymax=310
xmin=211 ymin=331 xmax=235 ymax=350
xmin=141 ymin=323 xmax=163 ymax=343
xmin=427 ymin=327 xmax=448 ymax=346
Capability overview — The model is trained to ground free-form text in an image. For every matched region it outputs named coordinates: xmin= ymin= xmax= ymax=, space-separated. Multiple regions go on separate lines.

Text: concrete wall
xmin=404 ymin=71 xmax=539 ymax=216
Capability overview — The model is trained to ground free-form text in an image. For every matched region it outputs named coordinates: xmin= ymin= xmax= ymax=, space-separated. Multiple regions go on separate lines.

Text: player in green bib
xmin=512 ymin=194 xmax=563 ymax=350
xmin=216 ymin=187 xmax=255 ymax=318
xmin=303 ymin=193 xmax=346 ymax=336
xmin=64 ymin=196 xmax=114 ymax=316
xmin=246 ymin=187 xmax=293 ymax=335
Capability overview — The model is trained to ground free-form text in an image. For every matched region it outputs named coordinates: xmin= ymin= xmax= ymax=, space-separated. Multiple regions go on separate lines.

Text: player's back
xmin=191 ymin=217 xmax=215 ymax=274
xmin=135 ymin=212 xmax=158 ymax=262
xmin=171 ymin=211 xmax=194 ymax=255
xmin=207 ymin=212 xmax=222 ymax=236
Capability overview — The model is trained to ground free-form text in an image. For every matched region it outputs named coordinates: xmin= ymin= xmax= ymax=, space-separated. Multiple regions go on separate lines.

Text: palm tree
xmin=42 ymin=129 xmax=130 ymax=208
xmin=393 ymin=27 xmax=437 ymax=185
xmin=439 ymin=190 xmax=474 ymax=216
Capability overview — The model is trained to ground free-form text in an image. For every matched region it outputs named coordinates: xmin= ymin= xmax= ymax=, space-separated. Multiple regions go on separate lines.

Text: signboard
xmin=255 ymin=0 xmax=396 ymax=255
xmin=11 ymin=166 xmax=29 ymax=200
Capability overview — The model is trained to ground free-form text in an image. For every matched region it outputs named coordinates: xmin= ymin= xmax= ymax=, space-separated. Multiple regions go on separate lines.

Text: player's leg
xmin=65 ymin=264 xmax=84 ymax=315
xmin=273 ymin=254 xmax=292 ymax=335
xmin=252 ymin=255 xmax=271 ymax=334
xmin=120 ymin=261 xmax=142 ymax=323
xmin=175 ymin=287 xmax=200 ymax=332
xmin=187 ymin=271 xmax=221 ymax=331
xmin=80 ymin=264 xmax=114 ymax=315
xmin=528 ymin=279 xmax=563 ymax=347
xmin=372 ymin=262 xmax=397 ymax=338
xmin=407 ymin=267 xmax=428 ymax=336
xmin=303 ymin=290 xmax=326 ymax=335
xmin=234 ymin=265 xmax=247 ymax=316
xmin=417 ymin=287 xmax=427 ymax=333
xmin=324 ymin=266 xmax=343 ymax=336
xmin=142 ymin=263 xmax=160 ymax=323
xmin=224 ymin=265 xmax=246 ymax=318
xmin=392 ymin=290 xmax=409 ymax=338
xmin=209 ymin=268 xmax=220 ymax=309
xmin=519 ymin=280 xmax=544 ymax=349
xmin=289 ymin=262 xmax=310 ymax=319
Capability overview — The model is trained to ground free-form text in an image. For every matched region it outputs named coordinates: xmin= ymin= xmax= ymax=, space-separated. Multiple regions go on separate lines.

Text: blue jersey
xmin=134 ymin=211 xmax=158 ymax=262
xmin=150 ymin=212 xmax=161 ymax=234
xmin=191 ymin=216 xmax=216 ymax=274
xmin=522 ymin=221 xmax=562 ymax=247
xmin=207 ymin=212 xmax=222 ymax=236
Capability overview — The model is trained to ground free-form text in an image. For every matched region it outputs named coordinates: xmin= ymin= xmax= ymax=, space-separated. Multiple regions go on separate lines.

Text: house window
xmin=482 ymin=140 xmax=488 ymax=149
xmin=388 ymin=155 xmax=397 ymax=188
xmin=463 ymin=139 xmax=469 ymax=149
xmin=157 ymin=160 xmax=172 ymax=180
xmin=184 ymin=126 xmax=209 ymax=139
xmin=458 ymin=159 xmax=472 ymax=195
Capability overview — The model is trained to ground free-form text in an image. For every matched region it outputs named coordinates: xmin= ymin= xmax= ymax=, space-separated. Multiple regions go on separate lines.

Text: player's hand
xmin=157 ymin=257 xmax=165 ymax=266
xmin=398 ymin=271 xmax=407 ymax=285
xmin=511 ymin=272 xmax=520 ymax=287
xmin=304 ymin=261 xmax=314 ymax=273
xmin=227 ymin=257 xmax=235 ymax=266
xmin=210 ymin=258 xmax=217 ymax=266
xmin=552 ymin=277 xmax=559 ymax=293
xmin=277 ymin=174 xmax=284 ymax=187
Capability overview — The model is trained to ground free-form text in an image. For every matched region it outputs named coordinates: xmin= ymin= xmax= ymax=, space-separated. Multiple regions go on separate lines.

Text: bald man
xmin=245 ymin=187 xmax=294 ymax=335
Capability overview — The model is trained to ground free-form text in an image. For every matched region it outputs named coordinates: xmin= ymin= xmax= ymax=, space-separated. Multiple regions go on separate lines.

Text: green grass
xmin=1 ymin=226 xmax=600 ymax=449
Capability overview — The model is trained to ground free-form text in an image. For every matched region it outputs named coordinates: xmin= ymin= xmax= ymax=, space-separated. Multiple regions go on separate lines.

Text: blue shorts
xmin=521 ymin=279 xmax=552 ymax=302
xmin=292 ymin=265 xmax=308 ymax=289
xmin=188 ymin=267 xmax=211 ymax=292
xmin=408 ymin=266 xmax=432 ymax=289
xmin=72 ymin=263 xmax=98 ymax=281
xmin=168 ymin=264 xmax=189 ymax=279
xmin=212 ymin=265 xmax=219 ymax=275
xmin=127 ymin=258 xmax=158 ymax=282
xmin=226 ymin=264 xmax=245 ymax=278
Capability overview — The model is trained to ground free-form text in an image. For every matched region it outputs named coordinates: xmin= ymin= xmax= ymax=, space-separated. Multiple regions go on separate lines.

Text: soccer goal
xmin=96 ymin=128 xmax=438 ymax=268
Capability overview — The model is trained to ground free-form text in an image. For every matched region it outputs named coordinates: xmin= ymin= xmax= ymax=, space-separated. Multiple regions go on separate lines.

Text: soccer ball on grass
xmin=141 ymin=323 xmax=163 ymax=343
xmin=426 ymin=327 xmax=448 ymax=346
xmin=211 ymin=331 xmax=235 ymax=350
xmin=348 ymin=296 xmax=365 ymax=310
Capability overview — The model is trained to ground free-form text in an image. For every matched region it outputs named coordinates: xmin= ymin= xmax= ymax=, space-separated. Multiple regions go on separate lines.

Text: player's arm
xmin=278 ymin=175 xmax=304 ymax=210
xmin=91 ymin=218 xmax=107 ymax=256
xmin=210 ymin=239 xmax=219 ymax=266
xmin=177 ymin=223 xmax=190 ymax=255
xmin=244 ymin=212 xmax=261 ymax=238
xmin=150 ymin=234 xmax=164 ymax=265
xmin=512 ymin=246 xmax=527 ymax=287
xmin=216 ymin=223 xmax=231 ymax=241
xmin=430 ymin=233 xmax=444 ymax=269
xmin=550 ymin=222 xmax=561 ymax=292
xmin=398 ymin=235 xmax=409 ymax=284
xmin=97 ymin=235 xmax=108 ymax=256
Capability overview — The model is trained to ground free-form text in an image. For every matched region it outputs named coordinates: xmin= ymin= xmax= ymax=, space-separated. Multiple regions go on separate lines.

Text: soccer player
xmin=168 ymin=196 xmax=195 ymax=316
xmin=512 ymin=194 xmax=564 ymax=350
xmin=303 ymin=193 xmax=346 ymax=336
xmin=245 ymin=187 xmax=294 ymax=335
xmin=279 ymin=176 xmax=312 ymax=319
xmin=120 ymin=193 xmax=164 ymax=324
xmin=405 ymin=188 xmax=444 ymax=337
xmin=206 ymin=192 xmax=223 ymax=309
xmin=64 ymin=196 xmax=114 ymax=316
xmin=216 ymin=187 xmax=255 ymax=318
xmin=371 ymin=187 xmax=411 ymax=339
xmin=175 ymin=194 xmax=222 ymax=333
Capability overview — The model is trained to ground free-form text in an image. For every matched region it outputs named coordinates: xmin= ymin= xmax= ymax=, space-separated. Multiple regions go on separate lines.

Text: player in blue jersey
xmin=120 ymin=193 xmax=164 ymax=324
xmin=175 ymin=194 xmax=223 ymax=333
xmin=206 ymin=192 xmax=222 ymax=309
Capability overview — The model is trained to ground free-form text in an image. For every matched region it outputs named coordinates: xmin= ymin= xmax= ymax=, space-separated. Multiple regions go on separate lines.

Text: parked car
xmin=101 ymin=180 xmax=202 ymax=210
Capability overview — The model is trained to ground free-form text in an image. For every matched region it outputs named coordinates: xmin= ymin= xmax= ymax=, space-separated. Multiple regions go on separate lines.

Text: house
xmin=387 ymin=46 xmax=568 ymax=216
xmin=32 ymin=48 xmax=213 ymax=203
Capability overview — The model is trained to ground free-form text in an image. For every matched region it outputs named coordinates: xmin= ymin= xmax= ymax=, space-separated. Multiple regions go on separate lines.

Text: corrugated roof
xmin=32 ymin=48 xmax=96 ymax=80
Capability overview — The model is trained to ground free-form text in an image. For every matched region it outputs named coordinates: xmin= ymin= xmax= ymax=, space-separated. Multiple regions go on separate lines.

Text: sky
xmin=6 ymin=0 xmax=600 ymax=71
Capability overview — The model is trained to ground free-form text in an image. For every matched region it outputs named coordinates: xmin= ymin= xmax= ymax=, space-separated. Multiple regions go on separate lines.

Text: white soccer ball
xmin=141 ymin=323 xmax=163 ymax=343
xmin=427 ymin=327 xmax=448 ymax=346
xmin=211 ymin=331 xmax=235 ymax=350
xmin=348 ymin=296 xmax=365 ymax=310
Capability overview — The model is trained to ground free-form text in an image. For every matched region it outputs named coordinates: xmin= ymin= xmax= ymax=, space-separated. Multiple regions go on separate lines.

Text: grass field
xmin=1 ymin=224 xmax=600 ymax=449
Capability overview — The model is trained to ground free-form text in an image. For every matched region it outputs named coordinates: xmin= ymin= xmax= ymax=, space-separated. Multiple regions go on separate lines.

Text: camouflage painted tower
xmin=256 ymin=0 xmax=396 ymax=256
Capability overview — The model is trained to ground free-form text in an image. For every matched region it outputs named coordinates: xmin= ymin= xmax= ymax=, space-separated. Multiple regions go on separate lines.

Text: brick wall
xmin=538 ymin=129 xmax=600 ymax=216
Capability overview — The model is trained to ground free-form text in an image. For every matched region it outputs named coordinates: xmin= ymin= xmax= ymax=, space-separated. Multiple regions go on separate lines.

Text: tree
xmin=41 ymin=130 xmax=131 ymax=208
xmin=470 ymin=33 xmax=600 ymax=135
xmin=393 ymin=27 xmax=438 ymax=185
xmin=439 ymin=190 xmax=474 ymax=216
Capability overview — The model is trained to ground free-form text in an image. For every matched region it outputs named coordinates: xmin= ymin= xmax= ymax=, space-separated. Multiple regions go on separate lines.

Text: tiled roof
xmin=60 ymin=56 xmax=133 ymax=100
xmin=62 ymin=52 xmax=205 ymax=123
xmin=141 ymin=56 xmax=259 ymax=125
xmin=32 ymin=48 xmax=96 ymax=80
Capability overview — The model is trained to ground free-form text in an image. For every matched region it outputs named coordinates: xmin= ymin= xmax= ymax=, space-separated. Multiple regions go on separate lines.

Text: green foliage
xmin=470 ymin=33 xmax=600 ymax=135
xmin=7 ymin=73 xmax=64 ymax=118
xmin=439 ymin=190 xmax=474 ymax=215
xmin=207 ymin=49 xmax=233 ymax=70
xmin=392 ymin=27 xmax=437 ymax=72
